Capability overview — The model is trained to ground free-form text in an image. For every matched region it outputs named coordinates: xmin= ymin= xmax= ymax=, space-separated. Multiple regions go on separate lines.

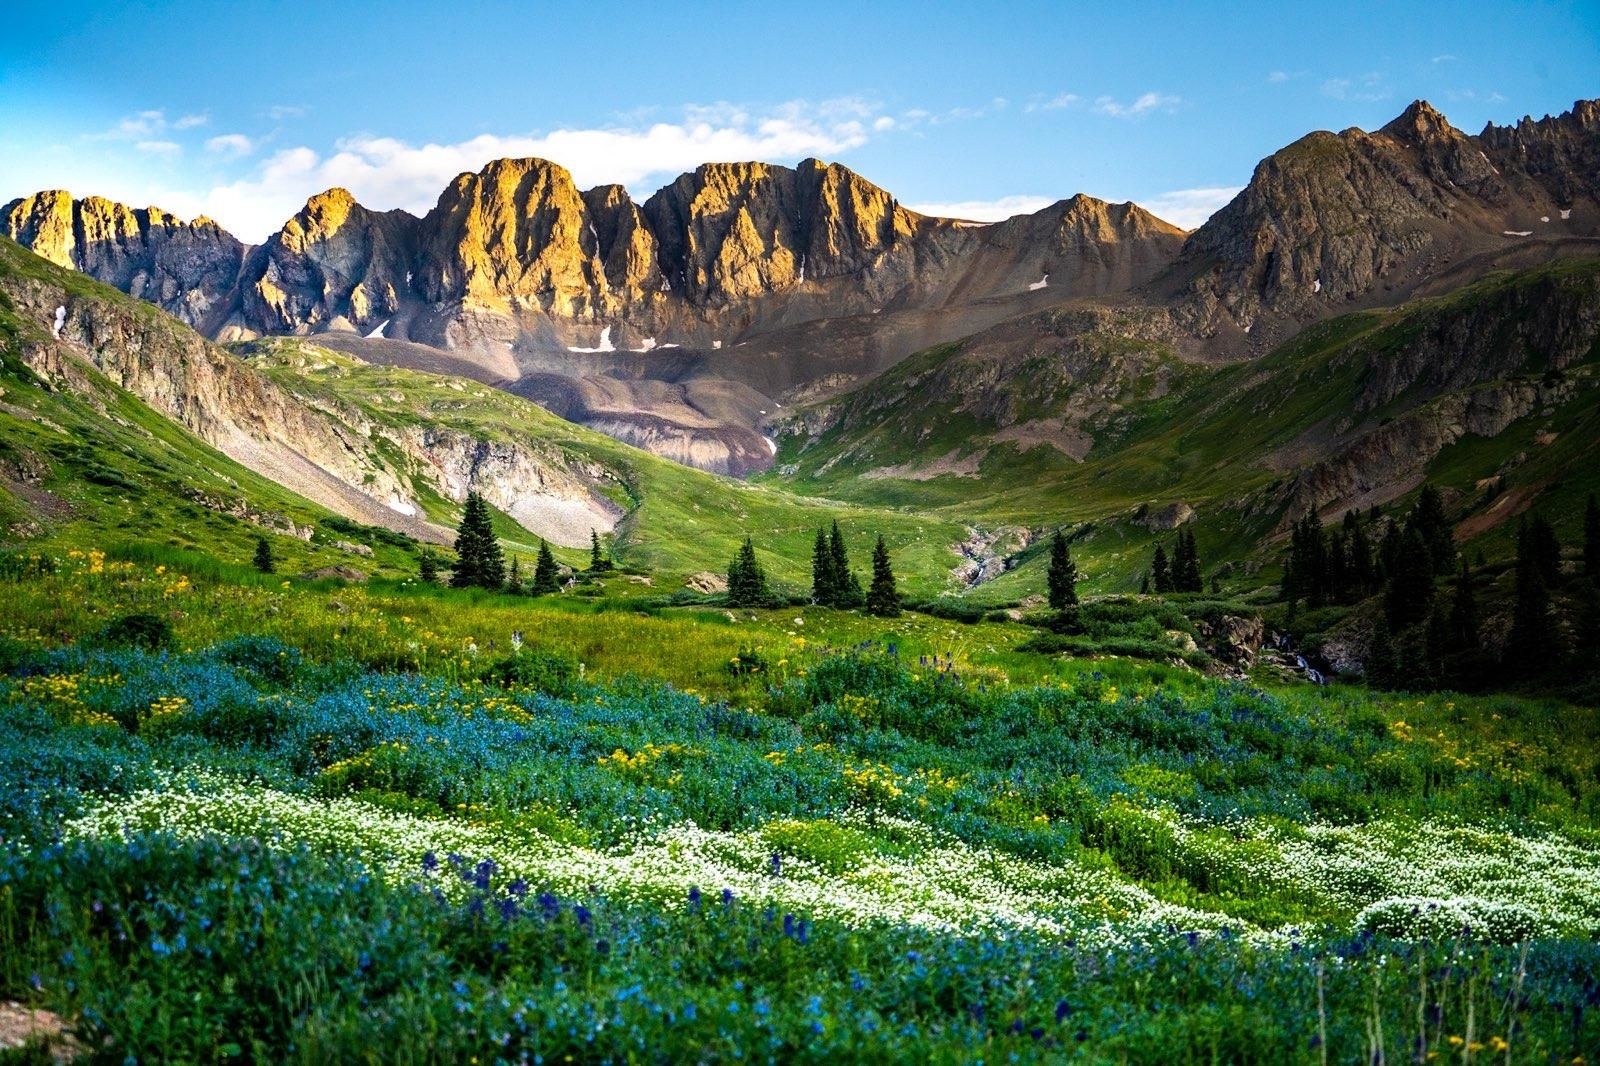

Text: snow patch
xmin=386 ymin=495 xmax=417 ymax=517
xmin=1503 ymin=230 xmax=1533 ymax=237
xmin=712 ymin=339 xmax=722 ymax=350
xmin=1561 ymin=209 xmax=1572 ymax=220
xmin=405 ymin=271 xmax=412 ymax=285
xmin=658 ymin=343 xmax=680 ymax=349
xmin=1313 ymin=278 xmax=1322 ymax=294
xmin=797 ymin=255 xmax=806 ymax=284
xmin=1540 ymin=216 xmax=1550 ymax=223
xmin=568 ymin=326 xmax=616 ymax=353
xmin=763 ymin=436 xmax=777 ymax=456
xmin=366 ymin=319 xmax=390 ymax=339
xmin=1028 ymin=274 xmax=1050 ymax=291
xmin=633 ymin=337 xmax=657 ymax=353
xmin=51 ymin=306 xmax=65 ymax=339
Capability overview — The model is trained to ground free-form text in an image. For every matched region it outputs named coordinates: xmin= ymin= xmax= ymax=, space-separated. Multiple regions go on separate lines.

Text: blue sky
xmin=2 ymin=0 xmax=1595 ymax=241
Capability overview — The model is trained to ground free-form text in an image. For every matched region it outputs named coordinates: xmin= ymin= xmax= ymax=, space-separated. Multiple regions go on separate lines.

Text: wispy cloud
xmin=904 ymin=194 xmax=1056 ymax=221
xmin=1136 ymin=186 xmax=1241 ymax=230
xmin=1431 ymin=54 xmax=1457 ymax=64
xmin=1025 ymin=92 xmax=1082 ymax=113
xmin=173 ymin=114 xmax=209 ymax=130
xmin=135 ymin=140 xmax=182 ymax=156
xmin=267 ymin=104 xmax=307 ymax=121
xmin=1093 ymin=92 xmax=1182 ymax=118
xmin=1321 ymin=73 xmax=1391 ymax=102
xmin=205 ymin=133 xmax=255 ymax=158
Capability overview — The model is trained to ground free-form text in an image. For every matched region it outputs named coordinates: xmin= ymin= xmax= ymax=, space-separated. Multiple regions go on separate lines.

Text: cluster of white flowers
xmin=63 ymin=781 xmax=1600 ymax=944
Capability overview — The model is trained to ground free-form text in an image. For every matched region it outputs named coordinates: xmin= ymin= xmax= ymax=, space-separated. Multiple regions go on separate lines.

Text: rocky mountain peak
xmin=1379 ymin=99 xmax=1455 ymax=145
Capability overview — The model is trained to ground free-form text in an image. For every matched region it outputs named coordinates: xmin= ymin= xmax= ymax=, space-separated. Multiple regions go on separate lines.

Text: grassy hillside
xmin=769 ymin=260 xmax=1600 ymax=601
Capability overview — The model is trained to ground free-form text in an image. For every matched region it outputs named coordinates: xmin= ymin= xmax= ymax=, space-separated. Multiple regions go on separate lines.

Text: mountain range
xmin=3 ymin=96 xmax=1599 ymax=603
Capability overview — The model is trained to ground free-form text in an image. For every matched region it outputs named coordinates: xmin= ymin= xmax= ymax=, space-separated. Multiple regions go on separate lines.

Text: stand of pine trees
xmin=1146 ymin=530 xmax=1202 ymax=595
xmin=588 ymin=530 xmax=614 ymax=573
xmin=811 ymin=521 xmax=864 ymax=607
xmin=451 ymin=492 xmax=505 ymax=590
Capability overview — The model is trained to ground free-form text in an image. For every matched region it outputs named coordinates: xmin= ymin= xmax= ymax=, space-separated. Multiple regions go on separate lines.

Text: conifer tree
xmin=1151 ymin=545 xmax=1172 ymax=594
xmin=1508 ymin=535 xmax=1561 ymax=674
xmin=829 ymin=521 xmax=863 ymax=608
xmin=1367 ymin=619 xmax=1397 ymax=690
xmin=1178 ymin=529 xmax=1203 ymax=592
xmin=532 ymin=539 xmax=560 ymax=595
xmin=867 ymin=535 xmax=900 ymax=617
xmin=506 ymin=557 xmax=523 ymax=595
xmin=1585 ymin=494 xmax=1600 ymax=579
xmin=1575 ymin=579 xmax=1600 ymax=675
xmin=1411 ymin=484 xmax=1455 ymax=574
xmin=451 ymin=492 xmax=505 ymax=590
xmin=1344 ymin=509 xmax=1374 ymax=597
xmin=1139 ymin=572 xmax=1150 ymax=595
xmin=1520 ymin=514 xmax=1562 ymax=590
xmin=1384 ymin=524 xmax=1434 ymax=631
xmin=811 ymin=527 xmax=837 ymax=606
xmin=1448 ymin=561 xmax=1479 ymax=653
xmin=588 ymin=529 xmax=614 ymax=573
xmin=252 ymin=535 xmax=275 ymax=575
xmin=418 ymin=550 xmax=439 ymax=584
xmin=1046 ymin=529 xmax=1078 ymax=609
xmin=726 ymin=536 xmax=768 ymax=608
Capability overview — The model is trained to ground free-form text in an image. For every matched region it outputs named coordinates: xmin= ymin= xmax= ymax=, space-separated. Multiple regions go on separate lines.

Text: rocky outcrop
xmin=0 ymin=244 xmax=623 ymax=547
xmin=1176 ymin=99 xmax=1600 ymax=349
xmin=239 ymin=188 xmax=421 ymax=336
xmin=2 ymin=191 xmax=245 ymax=333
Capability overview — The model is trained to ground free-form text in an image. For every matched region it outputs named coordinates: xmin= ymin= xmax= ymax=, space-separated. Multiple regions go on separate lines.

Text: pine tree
xmin=588 ymin=529 xmax=614 ymax=573
xmin=418 ymin=550 xmax=439 ymax=584
xmin=811 ymin=527 xmax=837 ymax=606
xmin=1284 ymin=515 xmax=1328 ymax=608
xmin=1367 ymin=619 xmax=1397 ymax=690
xmin=1508 ymin=538 xmax=1561 ymax=675
xmin=1139 ymin=572 xmax=1150 ymax=595
xmin=1046 ymin=529 xmax=1078 ymax=609
xmin=726 ymin=537 xmax=768 ymax=608
xmin=1151 ymin=546 xmax=1172 ymax=594
xmin=1344 ymin=510 xmax=1374 ymax=597
xmin=1585 ymin=494 xmax=1600 ymax=579
xmin=829 ymin=521 xmax=863 ymax=608
xmin=451 ymin=492 xmax=505 ymax=590
xmin=506 ymin=557 xmax=524 ymax=595
xmin=1575 ymin=579 xmax=1600 ymax=675
xmin=252 ymin=536 xmax=275 ymax=574
xmin=1384 ymin=524 xmax=1434 ymax=631
xmin=867 ymin=535 xmax=900 ymax=617
xmin=1411 ymin=484 xmax=1455 ymax=575
xmin=1178 ymin=529 xmax=1203 ymax=592
xmin=1445 ymin=561 xmax=1481 ymax=690
xmin=532 ymin=539 xmax=560 ymax=595
xmin=1520 ymin=514 xmax=1562 ymax=590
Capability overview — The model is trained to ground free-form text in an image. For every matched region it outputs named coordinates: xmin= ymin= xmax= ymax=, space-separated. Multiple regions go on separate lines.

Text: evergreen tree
xmin=1508 ymin=537 xmax=1561 ymax=675
xmin=506 ymin=557 xmax=523 ymax=595
xmin=451 ymin=492 xmax=505 ymax=590
xmin=1585 ymin=494 xmax=1600 ymax=579
xmin=1284 ymin=515 xmax=1328 ymax=608
xmin=1377 ymin=519 xmax=1402 ymax=586
xmin=588 ymin=529 xmax=614 ymax=573
xmin=1445 ymin=561 xmax=1481 ymax=690
xmin=1046 ymin=529 xmax=1078 ymax=609
xmin=1367 ymin=619 xmax=1398 ymax=690
xmin=418 ymin=550 xmax=439 ymax=584
xmin=811 ymin=527 xmax=838 ymax=606
xmin=867 ymin=535 xmax=900 ymax=618
xmin=1575 ymin=579 xmax=1600 ymax=675
xmin=252 ymin=536 xmax=275 ymax=575
xmin=1151 ymin=546 xmax=1172 ymax=594
xmin=531 ymin=539 xmax=560 ymax=595
xmin=829 ymin=521 xmax=863 ymax=608
xmin=1344 ymin=510 xmax=1374 ymax=597
xmin=726 ymin=536 xmax=768 ymax=608
xmin=1411 ymin=484 xmax=1455 ymax=575
xmin=1174 ymin=529 xmax=1203 ymax=592
xmin=1519 ymin=514 xmax=1562 ymax=590
xmin=1139 ymin=572 xmax=1150 ymax=595
xmin=1383 ymin=524 xmax=1434 ymax=631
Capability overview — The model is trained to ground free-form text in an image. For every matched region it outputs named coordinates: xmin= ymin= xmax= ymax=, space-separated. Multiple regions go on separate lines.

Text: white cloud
xmin=1322 ymin=73 xmax=1390 ymax=102
xmin=905 ymin=195 xmax=1056 ymax=221
xmin=1094 ymin=92 xmax=1181 ymax=118
xmin=150 ymin=98 xmax=892 ymax=241
xmin=135 ymin=140 xmax=182 ymax=155
xmin=1267 ymin=71 xmax=1290 ymax=84
xmin=173 ymin=114 xmax=209 ymax=130
xmin=205 ymin=133 xmax=255 ymax=157
xmin=1431 ymin=54 xmax=1457 ymax=64
xmin=1134 ymin=186 xmax=1242 ymax=230
xmin=267 ymin=104 xmax=307 ymax=120
xmin=1026 ymin=93 xmax=1082 ymax=113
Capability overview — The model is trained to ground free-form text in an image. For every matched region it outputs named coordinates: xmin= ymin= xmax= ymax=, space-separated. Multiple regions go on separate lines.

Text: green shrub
xmin=478 ymin=648 xmax=581 ymax=697
xmin=94 ymin=612 xmax=173 ymax=651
